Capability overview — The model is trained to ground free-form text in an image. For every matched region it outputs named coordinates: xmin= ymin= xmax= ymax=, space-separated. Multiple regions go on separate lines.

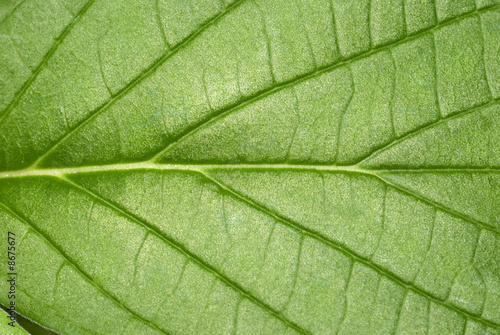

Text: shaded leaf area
xmin=0 ymin=0 xmax=499 ymax=334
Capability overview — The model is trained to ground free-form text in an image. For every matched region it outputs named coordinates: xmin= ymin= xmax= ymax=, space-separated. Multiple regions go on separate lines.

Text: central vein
xmin=0 ymin=163 xmax=498 ymax=179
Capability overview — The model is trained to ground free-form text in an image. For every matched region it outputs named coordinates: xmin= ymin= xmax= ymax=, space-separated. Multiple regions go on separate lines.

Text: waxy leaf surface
xmin=1 ymin=0 xmax=500 ymax=334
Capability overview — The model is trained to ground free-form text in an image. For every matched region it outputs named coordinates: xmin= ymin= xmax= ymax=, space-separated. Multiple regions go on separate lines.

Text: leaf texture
xmin=0 ymin=0 xmax=500 ymax=334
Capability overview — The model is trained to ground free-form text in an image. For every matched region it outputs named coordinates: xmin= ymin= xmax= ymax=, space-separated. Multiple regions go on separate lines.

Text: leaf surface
xmin=0 ymin=0 xmax=500 ymax=334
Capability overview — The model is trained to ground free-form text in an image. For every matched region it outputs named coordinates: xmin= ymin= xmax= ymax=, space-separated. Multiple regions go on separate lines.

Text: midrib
xmin=0 ymin=162 xmax=498 ymax=179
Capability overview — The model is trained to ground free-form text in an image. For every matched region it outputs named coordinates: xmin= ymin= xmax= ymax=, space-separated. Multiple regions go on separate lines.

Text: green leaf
xmin=1 ymin=305 xmax=57 ymax=335
xmin=1 ymin=0 xmax=499 ymax=334
xmin=0 ymin=309 xmax=28 ymax=335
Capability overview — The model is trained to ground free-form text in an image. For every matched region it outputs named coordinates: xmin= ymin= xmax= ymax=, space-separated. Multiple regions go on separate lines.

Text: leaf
xmin=1 ymin=306 xmax=57 ymax=335
xmin=0 ymin=310 xmax=28 ymax=335
xmin=0 ymin=0 xmax=499 ymax=334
